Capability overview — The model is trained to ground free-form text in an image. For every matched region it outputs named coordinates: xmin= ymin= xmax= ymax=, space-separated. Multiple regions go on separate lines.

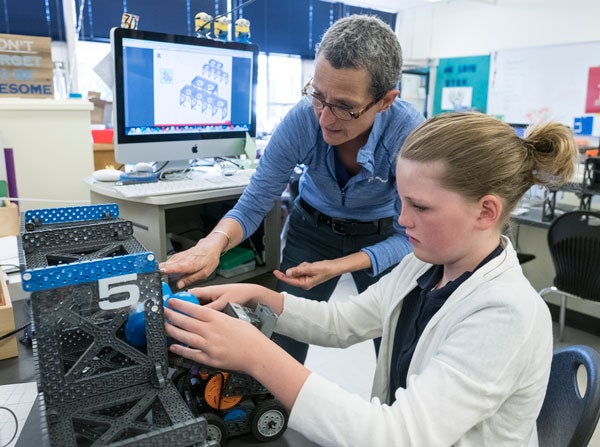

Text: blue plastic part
xmin=24 ymin=203 xmax=120 ymax=225
xmin=163 ymin=283 xmax=199 ymax=308
xmin=21 ymin=252 xmax=157 ymax=292
xmin=223 ymin=409 xmax=247 ymax=422
xmin=125 ymin=282 xmax=200 ymax=347
xmin=124 ymin=304 xmax=148 ymax=347
xmin=119 ymin=172 xmax=158 ymax=183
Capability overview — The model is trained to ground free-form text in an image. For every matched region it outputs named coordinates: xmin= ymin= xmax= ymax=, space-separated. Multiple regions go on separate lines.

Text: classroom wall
xmin=397 ymin=0 xmax=600 ymax=60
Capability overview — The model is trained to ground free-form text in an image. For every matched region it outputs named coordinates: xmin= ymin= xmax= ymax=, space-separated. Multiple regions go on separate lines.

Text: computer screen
xmin=110 ymin=27 xmax=258 ymax=170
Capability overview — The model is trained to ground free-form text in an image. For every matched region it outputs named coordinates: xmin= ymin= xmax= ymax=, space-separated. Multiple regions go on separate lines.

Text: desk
xmin=511 ymin=204 xmax=578 ymax=229
xmin=89 ymin=182 xmax=281 ymax=285
xmin=2 ymin=301 xmax=318 ymax=447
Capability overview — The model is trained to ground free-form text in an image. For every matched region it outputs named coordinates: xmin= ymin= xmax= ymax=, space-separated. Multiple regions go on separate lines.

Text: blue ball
xmin=124 ymin=282 xmax=199 ymax=347
xmin=124 ymin=305 xmax=147 ymax=347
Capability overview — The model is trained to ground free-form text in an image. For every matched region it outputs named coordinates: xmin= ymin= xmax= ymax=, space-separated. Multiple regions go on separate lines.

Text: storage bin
xmin=217 ymin=260 xmax=256 ymax=278
xmin=0 ymin=269 xmax=18 ymax=360
xmin=218 ymin=246 xmax=255 ymax=270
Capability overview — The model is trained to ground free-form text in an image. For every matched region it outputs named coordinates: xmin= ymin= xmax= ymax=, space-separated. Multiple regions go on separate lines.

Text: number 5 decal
xmin=98 ymin=274 xmax=140 ymax=310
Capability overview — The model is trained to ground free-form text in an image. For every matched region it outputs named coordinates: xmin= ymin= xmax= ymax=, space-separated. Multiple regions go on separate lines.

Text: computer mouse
xmin=133 ymin=162 xmax=154 ymax=173
xmin=92 ymin=168 xmax=122 ymax=182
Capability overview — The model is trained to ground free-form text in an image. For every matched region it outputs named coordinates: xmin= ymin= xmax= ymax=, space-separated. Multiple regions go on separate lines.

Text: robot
xmin=19 ymin=203 xmax=288 ymax=446
xmin=168 ymin=302 xmax=288 ymax=445
xmin=19 ymin=204 xmax=215 ymax=447
xmin=125 ymin=283 xmax=289 ymax=445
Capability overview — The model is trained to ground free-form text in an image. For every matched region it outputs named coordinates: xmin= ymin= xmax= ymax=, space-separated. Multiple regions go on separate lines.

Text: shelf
xmin=89 ymin=186 xmax=281 ymax=285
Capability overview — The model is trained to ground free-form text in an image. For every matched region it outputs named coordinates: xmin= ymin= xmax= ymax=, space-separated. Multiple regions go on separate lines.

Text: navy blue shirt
xmin=389 ymin=244 xmax=504 ymax=403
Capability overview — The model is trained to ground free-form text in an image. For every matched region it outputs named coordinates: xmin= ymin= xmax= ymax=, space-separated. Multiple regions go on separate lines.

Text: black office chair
xmin=539 ymin=210 xmax=600 ymax=341
xmin=537 ymin=344 xmax=600 ymax=447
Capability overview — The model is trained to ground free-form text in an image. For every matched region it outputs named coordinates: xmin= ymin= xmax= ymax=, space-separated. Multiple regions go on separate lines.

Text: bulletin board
xmin=432 ymin=55 xmax=490 ymax=115
xmin=487 ymin=41 xmax=600 ymax=125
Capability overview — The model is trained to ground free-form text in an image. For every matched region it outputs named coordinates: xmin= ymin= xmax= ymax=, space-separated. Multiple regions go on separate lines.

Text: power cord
xmin=158 ymin=168 xmax=192 ymax=181
xmin=0 ymin=322 xmax=31 ymax=341
xmin=197 ymin=0 xmax=259 ymax=32
xmin=0 ymin=263 xmax=19 ymax=272
xmin=214 ymin=156 xmax=243 ymax=169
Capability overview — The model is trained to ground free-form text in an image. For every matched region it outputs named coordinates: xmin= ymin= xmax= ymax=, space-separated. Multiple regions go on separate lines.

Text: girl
xmin=164 ymin=112 xmax=578 ymax=446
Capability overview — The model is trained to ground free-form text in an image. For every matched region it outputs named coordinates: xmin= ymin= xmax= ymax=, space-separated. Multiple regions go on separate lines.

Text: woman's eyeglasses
xmin=301 ymin=78 xmax=380 ymax=121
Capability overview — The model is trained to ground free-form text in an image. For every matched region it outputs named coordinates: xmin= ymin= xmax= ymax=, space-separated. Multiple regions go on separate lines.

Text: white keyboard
xmin=113 ymin=170 xmax=254 ymax=198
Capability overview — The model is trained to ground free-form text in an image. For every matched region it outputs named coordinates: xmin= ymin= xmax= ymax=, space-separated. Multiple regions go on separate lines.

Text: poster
xmin=0 ymin=33 xmax=53 ymax=98
xmin=433 ymin=55 xmax=490 ymax=116
xmin=585 ymin=66 xmax=600 ymax=114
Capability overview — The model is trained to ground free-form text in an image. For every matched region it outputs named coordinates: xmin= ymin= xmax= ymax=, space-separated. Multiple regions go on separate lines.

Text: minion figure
xmin=235 ymin=18 xmax=251 ymax=43
xmin=214 ymin=16 xmax=231 ymax=41
xmin=194 ymin=12 xmax=213 ymax=38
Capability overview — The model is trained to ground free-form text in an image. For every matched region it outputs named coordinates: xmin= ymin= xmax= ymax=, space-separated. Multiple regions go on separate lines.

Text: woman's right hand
xmin=158 ymin=236 xmax=224 ymax=289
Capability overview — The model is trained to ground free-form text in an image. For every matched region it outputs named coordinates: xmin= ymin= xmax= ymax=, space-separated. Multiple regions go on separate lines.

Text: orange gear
xmin=204 ymin=372 xmax=243 ymax=410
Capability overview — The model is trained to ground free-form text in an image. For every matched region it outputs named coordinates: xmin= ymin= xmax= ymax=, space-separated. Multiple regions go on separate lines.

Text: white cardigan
xmin=276 ymin=238 xmax=552 ymax=447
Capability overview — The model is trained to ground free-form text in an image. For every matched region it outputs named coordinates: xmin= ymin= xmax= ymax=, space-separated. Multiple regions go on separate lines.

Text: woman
xmin=163 ymin=112 xmax=578 ymax=446
xmin=160 ymin=14 xmax=424 ymax=363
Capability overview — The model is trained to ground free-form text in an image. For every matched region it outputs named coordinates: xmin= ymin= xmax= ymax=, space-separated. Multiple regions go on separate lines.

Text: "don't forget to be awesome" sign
xmin=0 ymin=33 xmax=53 ymax=98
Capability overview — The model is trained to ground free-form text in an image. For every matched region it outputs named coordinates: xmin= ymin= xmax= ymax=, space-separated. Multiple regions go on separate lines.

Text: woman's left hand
xmin=273 ymin=260 xmax=337 ymax=290
xmin=274 ymin=251 xmax=373 ymax=290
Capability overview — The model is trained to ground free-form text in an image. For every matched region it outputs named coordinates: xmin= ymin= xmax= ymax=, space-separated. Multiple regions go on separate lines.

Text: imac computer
xmin=110 ymin=27 xmax=258 ymax=171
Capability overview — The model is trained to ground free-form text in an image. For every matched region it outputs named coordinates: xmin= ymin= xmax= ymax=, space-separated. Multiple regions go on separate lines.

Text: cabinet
xmin=89 ymin=182 xmax=281 ymax=286
xmin=0 ymin=98 xmax=94 ymax=212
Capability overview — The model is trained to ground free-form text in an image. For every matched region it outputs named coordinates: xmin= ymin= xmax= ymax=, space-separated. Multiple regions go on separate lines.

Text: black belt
xmin=299 ymin=198 xmax=393 ymax=236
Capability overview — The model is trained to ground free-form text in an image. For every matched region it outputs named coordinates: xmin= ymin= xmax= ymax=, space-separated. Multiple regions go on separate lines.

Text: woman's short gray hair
xmin=316 ymin=14 xmax=403 ymax=99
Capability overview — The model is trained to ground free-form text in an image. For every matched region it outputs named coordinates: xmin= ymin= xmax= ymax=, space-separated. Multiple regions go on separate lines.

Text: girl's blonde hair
xmin=399 ymin=112 xmax=578 ymax=227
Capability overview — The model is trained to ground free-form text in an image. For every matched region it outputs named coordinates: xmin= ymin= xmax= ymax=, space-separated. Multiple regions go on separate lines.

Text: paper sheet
xmin=0 ymin=236 xmax=19 ymax=274
xmin=0 ymin=382 xmax=38 ymax=447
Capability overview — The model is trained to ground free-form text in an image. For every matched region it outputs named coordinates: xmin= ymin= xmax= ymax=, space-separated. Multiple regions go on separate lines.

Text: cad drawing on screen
xmin=111 ymin=27 xmax=258 ymax=172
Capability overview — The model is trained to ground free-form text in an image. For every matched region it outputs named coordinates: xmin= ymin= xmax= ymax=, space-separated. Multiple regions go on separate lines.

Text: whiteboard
xmin=487 ymin=41 xmax=600 ymax=126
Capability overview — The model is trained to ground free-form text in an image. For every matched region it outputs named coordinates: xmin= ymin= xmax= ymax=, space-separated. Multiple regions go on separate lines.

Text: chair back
xmin=537 ymin=344 xmax=600 ymax=447
xmin=547 ymin=210 xmax=600 ymax=301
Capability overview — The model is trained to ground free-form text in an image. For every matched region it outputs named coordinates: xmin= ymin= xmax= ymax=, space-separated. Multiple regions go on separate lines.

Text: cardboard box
xmin=93 ymin=143 xmax=117 ymax=171
xmin=88 ymin=91 xmax=113 ymax=125
xmin=0 ymin=199 xmax=19 ymax=237
xmin=0 ymin=269 xmax=18 ymax=360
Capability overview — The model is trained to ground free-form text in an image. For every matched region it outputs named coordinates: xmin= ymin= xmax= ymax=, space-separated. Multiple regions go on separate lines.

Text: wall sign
xmin=585 ymin=66 xmax=600 ymax=114
xmin=0 ymin=33 xmax=53 ymax=98
xmin=433 ymin=55 xmax=490 ymax=116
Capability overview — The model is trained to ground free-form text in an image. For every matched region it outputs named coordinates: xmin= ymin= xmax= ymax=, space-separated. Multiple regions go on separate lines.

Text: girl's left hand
xmin=164 ymin=298 xmax=268 ymax=374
